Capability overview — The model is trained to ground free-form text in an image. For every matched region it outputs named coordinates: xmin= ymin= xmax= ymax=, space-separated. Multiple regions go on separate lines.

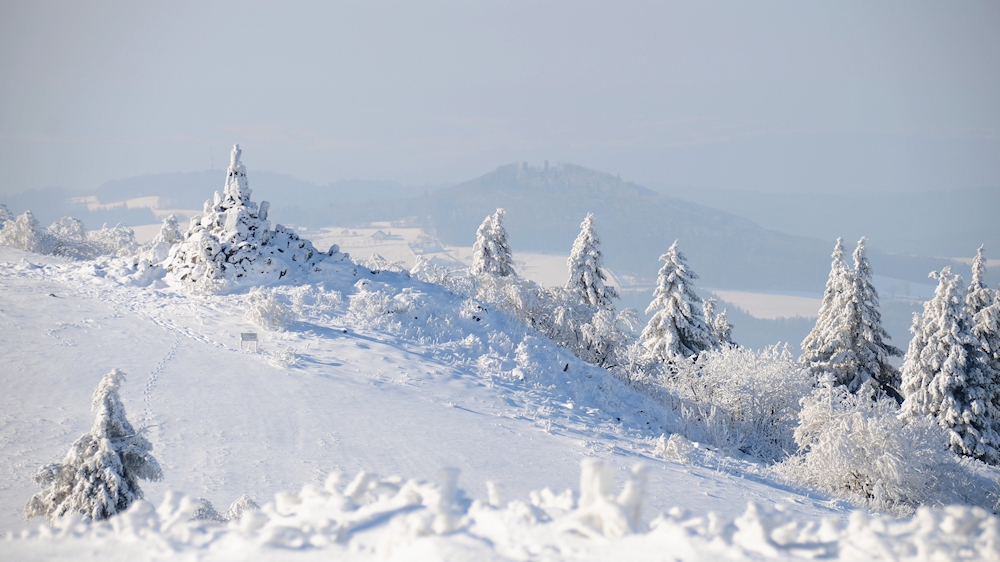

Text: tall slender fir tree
xmin=967 ymin=245 xmax=994 ymax=319
xmin=565 ymin=213 xmax=618 ymax=309
xmin=849 ymin=237 xmax=903 ymax=401
xmin=800 ymin=238 xmax=854 ymax=386
xmin=640 ymin=240 xmax=718 ymax=361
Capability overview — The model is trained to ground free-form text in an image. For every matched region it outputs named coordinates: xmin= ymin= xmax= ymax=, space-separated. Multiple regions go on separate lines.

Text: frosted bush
xmin=286 ymin=284 xmax=343 ymax=321
xmin=410 ymin=256 xmax=454 ymax=285
xmin=47 ymin=217 xmax=91 ymax=258
xmin=346 ymin=280 xmax=419 ymax=330
xmin=653 ymin=433 xmax=693 ymax=464
xmin=88 ymin=222 xmax=139 ymax=258
xmin=244 ymin=287 xmax=295 ymax=331
xmin=779 ymin=385 xmax=988 ymax=516
xmin=364 ymin=252 xmax=407 ymax=274
xmin=668 ymin=345 xmax=811 ymax=461
xmin=0 ymin=210 xmax=55 ymax=254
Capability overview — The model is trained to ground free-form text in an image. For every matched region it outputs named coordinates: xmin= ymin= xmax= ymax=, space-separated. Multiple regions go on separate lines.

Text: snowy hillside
xmin=3 ymin=149 xmax=1000 ymax=560
xmin=5 ymin=245 xmax=1000 ymax=560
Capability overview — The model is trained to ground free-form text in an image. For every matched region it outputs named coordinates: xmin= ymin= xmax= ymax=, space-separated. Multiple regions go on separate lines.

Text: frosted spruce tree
xmin=470 ymin=208 xmax=515 ymax=278
xmin=640 ymin=240 xmax=718 ymax=361
xmin=0 ymin=203 xmax=13 ymax=225
xmin=25 ymin=369 xmax=162 ymax=523
xmin=702 ymin=298 xmax=734 ymax=347
xmin=900 ymin=267 xmax=1000 ymax=464
xmin=565 ymin=213 xmax=619 ymax=309
xmin=848 ymin=238 xmax=903 ymax=400
xmin=974 ymin=295 xmax=1000 ymax=418
xmin=967 ymin=245 xmax=994 ymax=319
xmin=0 ymin=210 xmax=54 ymax=254
xmin=800 ymin=239 xmax=854 ymax=386
xmin=165 ymin=145 xmax=347 ymax=292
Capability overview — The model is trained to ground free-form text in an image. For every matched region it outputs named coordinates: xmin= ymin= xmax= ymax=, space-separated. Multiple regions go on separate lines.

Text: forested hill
xmin=411 ymin=163 xmax=955 ymax=292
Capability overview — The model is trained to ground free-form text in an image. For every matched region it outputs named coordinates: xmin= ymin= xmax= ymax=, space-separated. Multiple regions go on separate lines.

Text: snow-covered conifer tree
xmin=900 ymin=267 xmax=1000 ymax=463
xmin=0 ymin=203 xmax=13 ymax=225
xmin=974 ymin=297 xmax=1000 ymax=415
xmin=470 ymin=208 xmax=515 ymax=278
xmin=702 ymin=298 xmax=734 ymax=347
xmin=24 ymin=369 xmax=162 ymax=523
xmin=639 ymin=240 xmax=718 ymax=361
xmin=165 ymin=145 xmax=347 ymax=291
xmin=849 ymin=237 xmax=903 ymax=400
xmin=0 ymin=210 xmax=54 ymax=254
xmin=800 ymin=238 xmax=853 ymax=385
xmin=565 ymin=213 xmax=619 ymax=309
xmin=967 ymin=245 xmax=994 ymax=318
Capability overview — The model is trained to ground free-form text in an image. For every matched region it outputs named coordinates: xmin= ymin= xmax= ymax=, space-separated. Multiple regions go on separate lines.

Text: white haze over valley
xmin=2 ymin=2 xmax=1000 ymax=560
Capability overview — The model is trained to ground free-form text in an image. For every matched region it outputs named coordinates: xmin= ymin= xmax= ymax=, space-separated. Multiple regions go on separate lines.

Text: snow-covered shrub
xmin=24 ymin=369 xmax=162 ymax=523
xmin=141 ymin=214 xmax=181 ymax=264
xmin=668 ymin=345 xmax=811 ymax=461
xmin=244 ymin=286 xmax=295 ymax=331
xmin=410 ymin=255 xmax=454 ymax=286
xmin=47 ymin=216 xmax=91 ymax=258
xmin=0 ymin=210 xmax=55 ymax=254
xmin=364 ymin=252 xmax=407 ymax=275
xmin=346 ymin=280 xmax=418 ymax=329
xmin=88 ymin=222 xmax=139 ymax=258
xmin=286 ymin=284 xmax=343 ymax=321
xmin=780 ymin=385 xmax=985 ymax=516
xmin=653 ymin=433 xmax=693 ymax=464
xmin=165 ymin=145 xmax=349 ymax=293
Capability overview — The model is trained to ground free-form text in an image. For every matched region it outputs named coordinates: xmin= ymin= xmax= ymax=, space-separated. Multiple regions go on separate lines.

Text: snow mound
xmin=6 ymin=461 xmax=1000 ymax=561
xmin=164 ymin=145 xmax=349 ymax=292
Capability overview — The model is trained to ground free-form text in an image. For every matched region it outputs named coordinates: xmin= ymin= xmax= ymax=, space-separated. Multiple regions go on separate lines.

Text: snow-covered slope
xmin=2 ymin=243 xmax=998 ymax=559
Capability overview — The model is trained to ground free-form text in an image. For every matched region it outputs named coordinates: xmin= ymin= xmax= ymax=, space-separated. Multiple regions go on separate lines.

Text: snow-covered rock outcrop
xmin=164 ymin=145 xmax=348 ymax=292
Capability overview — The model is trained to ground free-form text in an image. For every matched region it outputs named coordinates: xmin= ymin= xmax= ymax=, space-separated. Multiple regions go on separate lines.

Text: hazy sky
xmin=1 ymin=1 xmax=998 ymax=194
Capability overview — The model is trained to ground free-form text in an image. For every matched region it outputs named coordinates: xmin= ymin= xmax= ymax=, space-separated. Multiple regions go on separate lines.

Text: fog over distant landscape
xmin=1 ymin=1 xmax=998 ymax=349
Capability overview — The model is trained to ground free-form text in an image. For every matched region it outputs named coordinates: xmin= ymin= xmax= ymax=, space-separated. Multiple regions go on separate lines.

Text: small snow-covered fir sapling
xmin=900 ymin=267 xmax=1000 ymax=464
xmin=24 ymin=369 xmax=162 ymax=524
xmin=0 ymin=210 xmax=54 ymax=254
xmin=244 ymin=286 xmax=295 ymax=331
xmin=471 ymin=208 xmax=515 ymax=279
xmin=565 ymin=213 xmax=619 ymax=310
xmin=702 ymin=298 xmax=734 ymax=347
xmin=639 ymin=240 xmax=719 ymax=361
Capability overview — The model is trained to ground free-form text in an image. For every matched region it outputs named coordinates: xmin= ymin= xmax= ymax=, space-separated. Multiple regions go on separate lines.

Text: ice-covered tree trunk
xmin=565 ymin=213 xmax=619 ymax=309
xmin=24 ymin=369 xmax=162 ymax=523
xmin=639 ymin=240 xmax=718 ymax=361
xmin=471 ymin=208 xmax=515 ymax=278
xmin=800 ymin=238 xmax=854 ymax=386
xmin=900 ymin=267 xmax=1000 ymax=464
xmin=849 ymin=237 xmax=903 ymax=401
xmin=967 ymin=245 xmax=994 ymax=318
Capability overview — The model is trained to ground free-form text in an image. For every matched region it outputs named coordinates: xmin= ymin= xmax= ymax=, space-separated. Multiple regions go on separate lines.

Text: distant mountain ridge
xmin=413 ymin=162 xmax=956 ymax=293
